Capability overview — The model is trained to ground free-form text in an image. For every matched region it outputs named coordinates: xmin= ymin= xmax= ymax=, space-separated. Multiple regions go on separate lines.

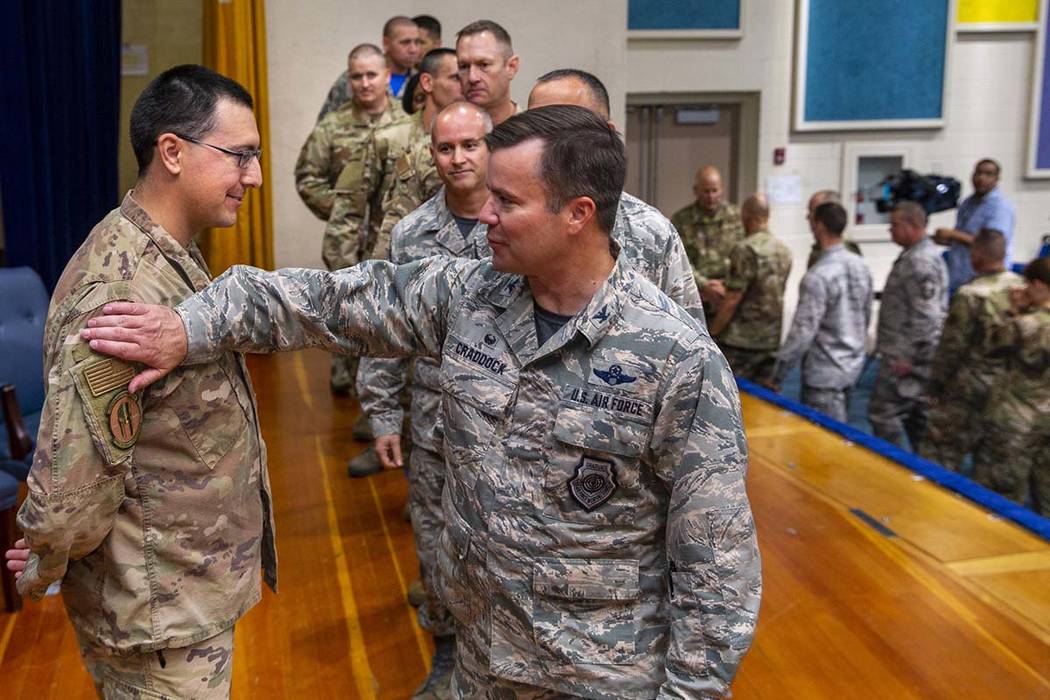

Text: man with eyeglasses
xmin=4 ymin=64 xmax=275 ymax=699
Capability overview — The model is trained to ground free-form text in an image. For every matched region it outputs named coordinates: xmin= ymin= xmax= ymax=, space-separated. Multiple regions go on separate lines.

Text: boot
xmin=412 ymin=635 xmax=455 ymax=700
xmin=407 ymin=578 xmax=425 ymax=608
xmin=352 ymin=414 xmax=373 ymax=441
xmin=346 ymin=447 xmax=382 ymax=478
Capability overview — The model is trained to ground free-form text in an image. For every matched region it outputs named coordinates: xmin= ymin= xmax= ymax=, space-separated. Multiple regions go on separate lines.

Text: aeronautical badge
xmin=569 ymin=457 xmax=618 ymax=511
xmin=593 ymin=364 xmax=637 ymax=386
xmin=106 ymin=391 xmax=142 ymax=449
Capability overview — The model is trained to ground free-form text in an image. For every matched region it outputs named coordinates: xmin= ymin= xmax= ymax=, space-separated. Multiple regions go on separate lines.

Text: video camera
xmin=874 ymin=169 xmax=961 ymax=215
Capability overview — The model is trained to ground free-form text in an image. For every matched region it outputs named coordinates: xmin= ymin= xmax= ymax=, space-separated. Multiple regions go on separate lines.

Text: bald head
xmin=528 ymin=70 xmax=611 ymax=121
xmin=431 ymin=100 xmax=493 ymax=142
xmin=694 ymin=166 xmax=724 ymax=214
xmin=741 ymin=192 xmax=769 ymax=231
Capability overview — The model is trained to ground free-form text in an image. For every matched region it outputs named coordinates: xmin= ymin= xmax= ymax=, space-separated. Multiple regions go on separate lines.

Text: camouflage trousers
xmin=800 ymin=385 xmax=850 ymax=423
xmin=719 ymin=344 xmax=777 ymax=386
xmin=323 ymin=250 xmax=362 ymax=396
xmin=918 ymin=382 xmax=990 ymax=472
xmin=972 ymin=393 xmax=1050 ymax=513
xmin=410 ymin=445 xmax=454 ymax=637
xmin=75 ymin=625 xmax=234 ymax=699
xmin=868 ymin=363 xmax=929 ymax=449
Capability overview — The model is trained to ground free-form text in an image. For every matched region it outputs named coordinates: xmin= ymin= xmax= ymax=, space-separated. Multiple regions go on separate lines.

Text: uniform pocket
xmin=435 ymin=526 xmax=472 ymax=622
xmin=543 ymin=403 xmax=652 ymax=524
xmin=532 ymin=558 xmax=640 ymax=666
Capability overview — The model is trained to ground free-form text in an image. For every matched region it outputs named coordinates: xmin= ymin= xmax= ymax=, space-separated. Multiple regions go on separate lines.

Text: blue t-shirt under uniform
xmin=946 ymin=186 xmax=1015 ymax=294
xmin=390 ymin=71 xmax=411 ymax=98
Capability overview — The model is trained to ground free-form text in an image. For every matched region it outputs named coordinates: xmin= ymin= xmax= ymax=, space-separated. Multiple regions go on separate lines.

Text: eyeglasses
xmin=176 ymin=134 xmax=262 ymax=169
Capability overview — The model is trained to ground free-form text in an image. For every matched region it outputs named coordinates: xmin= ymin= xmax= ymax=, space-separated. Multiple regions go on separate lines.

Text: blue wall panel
xmin=628 ymin=0 xmax=740 ymax=31
xmin=1035 ymin=12 xmax=1050 ymax=170
xmin=803 ymin=0 xmax=948 ymax=124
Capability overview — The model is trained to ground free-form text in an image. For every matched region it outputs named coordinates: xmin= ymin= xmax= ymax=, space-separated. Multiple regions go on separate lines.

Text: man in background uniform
xmin=6 ymin=65 xmax=275 ymax=699
xmin=773 ymin=202 xmax=874 ymax=422
xmin=317 ymin=16 xmax=421 ymax=120
xmin=709 ymin=193 xmax=792 ymax=385
xmin=670 ymin=165 xmax=744 ymax=315
xmin=919 ymin=229 xmax=1021 ymax=471
xmin=359 ymin=101 xmax=495 ymax=698
xmin=295 ymin=43 xmax=404 ymax=395
xmin=805 ymin=189 xmax=862 ymax=268
xmin=973 ymin=257 xmax=1050 ymax=513
xmin=377 ymin=20 xmax=523 ymax=251
xmin=868 ymin=201 xmax=949 ymax=448
xmin=83 ymin=105 xmax=761 ymax=700
xmin=414 ymin=15 xmax=442 ymax=58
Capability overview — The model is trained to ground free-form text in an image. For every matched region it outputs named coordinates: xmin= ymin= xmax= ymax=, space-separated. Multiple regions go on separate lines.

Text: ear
xmin=419 ymin=72 xmax=434 ymax=94
xmin=564 ymin=196 xmax=597 ymax=235
xmin=505 ymin=54 xmax=520 ymax=80
xmin=154 ymin=133 xmax=183 ymax=176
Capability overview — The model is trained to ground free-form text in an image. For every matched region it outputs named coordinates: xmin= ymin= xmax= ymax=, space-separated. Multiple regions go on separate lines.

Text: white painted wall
xmin=265 ymin=0 xmax=628 ymax=268
xmin=627 ymin=1 xmax=1050 ymax=320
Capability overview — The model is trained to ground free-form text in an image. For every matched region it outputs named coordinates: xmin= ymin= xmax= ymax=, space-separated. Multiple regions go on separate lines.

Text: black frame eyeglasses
xmin=175 ymin=134 xmax=262 ymax=169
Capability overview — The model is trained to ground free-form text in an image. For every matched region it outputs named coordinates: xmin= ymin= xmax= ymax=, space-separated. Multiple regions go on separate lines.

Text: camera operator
xmin=934 ymin=158 xmax=1015 ymax=294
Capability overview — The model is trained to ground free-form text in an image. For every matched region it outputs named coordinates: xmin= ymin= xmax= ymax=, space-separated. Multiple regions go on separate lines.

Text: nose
xmin=468 ymin=65 xmax=482 ymax=83
xmin=451 ymin=145 xmax=465 ymax=164
xmin=478 ymin=195 xmax=498 ymax=225
xmin=242 ymin=156 xmax=263 ymax=188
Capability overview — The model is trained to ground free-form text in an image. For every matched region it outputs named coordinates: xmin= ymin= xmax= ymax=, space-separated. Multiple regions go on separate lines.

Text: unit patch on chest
xmin=569 ymin=457 xmax=617 ymax=511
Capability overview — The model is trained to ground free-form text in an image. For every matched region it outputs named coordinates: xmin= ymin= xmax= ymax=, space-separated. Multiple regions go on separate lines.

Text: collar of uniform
xmin=819 ymin=242 xmax=846 ymax=259
xmin=433 ymin=191 xmax=474 ymax=256
xmin=120 ymin=191 xmax=212 ymax=291
xmin=693 ymin=200 xmax=728 ymax=223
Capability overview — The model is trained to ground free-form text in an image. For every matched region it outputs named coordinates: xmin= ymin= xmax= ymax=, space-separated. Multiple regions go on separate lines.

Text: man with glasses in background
xmin=5 ymin=64 xmax=275 ymax=699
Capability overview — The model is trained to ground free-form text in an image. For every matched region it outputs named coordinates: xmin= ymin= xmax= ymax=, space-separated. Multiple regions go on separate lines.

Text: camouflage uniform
xmin=317 ymin=70 xmax=406 ymax=122
xmin=359 ymin=189 xmax=491 ymax=639
xmin=294 ymin=98 xmax=403 ymax=393
xmin=869 ymin=238 xmax=949 ymax=448
xmin=918 ymin=270 xmax=1023 ymax=470
xmin=774 ymin=244 xmax=874 ymax=422
xmin=972 ymin=307 xmax=1050 ymax=512
xmin=359 ymin=190 xmax=707 ymax=641
xmin=177 ymin=255 xmax=761 ymax=698
xmin=669 ymin=200 xmax=744 ymax=313
xmin=327 ymin=110 xmax=430 ymax=263
xmin=718 ymin=229 xmax=793 ymax=384
xmin=372 ymin=125 xmax=443 ymax=261
xmin=17 ymin=193 xmax=277 ymax=696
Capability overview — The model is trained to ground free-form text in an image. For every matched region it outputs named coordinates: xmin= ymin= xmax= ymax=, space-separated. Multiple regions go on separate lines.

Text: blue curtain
xmin=0 ymin=1 xmax=121 ymax=290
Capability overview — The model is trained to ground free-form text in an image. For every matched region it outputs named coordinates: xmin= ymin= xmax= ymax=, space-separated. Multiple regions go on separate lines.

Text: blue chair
xmin=0 ymin=267 xmax=49 ymax=481
xmin=0 ymin=467 xmax=21 ymax=611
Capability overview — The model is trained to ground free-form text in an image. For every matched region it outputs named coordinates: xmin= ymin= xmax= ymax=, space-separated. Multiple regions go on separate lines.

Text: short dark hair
xmin=813 ymin=201 xmax=847 ymax=237
xmin=457 ymin=20 xmax=513 ymax=55
xmin=383 ymin=15 xmax=415 ymax=38
xmin=486 ymin=105 xmax=624 ymax=234
xmin=413 ymin=14 xmax=441 ymax=39
xmin=973 ymin=228 xmax=1006 ymax=261
xmin=536 ymin=69 xmax=610 ymax=120
xmin=975 ymin=158 xmax=1001 ymax=176
xmin=420 ymin=48 xmax=456 ymax=77
xmin=892 ymin=200 xmax=927 ymax=227
xmin=130 ymin=64 xmax=253 ymax=176
xmin=1023 ymin=256 xmax=1050 ymax=286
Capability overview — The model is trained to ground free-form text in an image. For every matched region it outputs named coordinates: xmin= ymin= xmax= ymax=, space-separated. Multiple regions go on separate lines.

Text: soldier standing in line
xmin=805 ymin=189 xmax=862 ymax=269
xmin=82 ymin=106 xmax=761 ymax=699
xmin=709 ymin=192 xmax=792 ymax=385
xmin=670 ymin=165 xmax=745 ymax=316
xmin=294 ymin=43 xmax=404 ymax=396
xmin=868 ymin=201 xmax=949 ymax=448
xmin=359 ymin=101 xmax=495 ymax=698
xmin=413 ymin=15 xmax=443 ymax=59
xmin=5 ymin=65 xmax=276 ymax=699
xmin=376 ymin=19 xmax=523 ymax=250
xmin=919 ymin=229 xmax=1022 ymax=471
xmin=344 ymin=47 xmax=463 ymax=474
xmin=317 ymin=15 xmax=422 ymax=121
xmin=972 ymin=257 xmax=1050 ymax=513
xmin=772 ymin=202 xmax=874 ymax=422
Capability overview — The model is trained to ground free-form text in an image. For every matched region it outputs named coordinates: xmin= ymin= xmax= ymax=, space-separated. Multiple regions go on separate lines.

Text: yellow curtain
xmin=200 ymin=0 xmax=275 ymax=274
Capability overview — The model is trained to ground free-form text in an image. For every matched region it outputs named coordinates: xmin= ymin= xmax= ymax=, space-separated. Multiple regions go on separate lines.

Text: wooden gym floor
xmin=0 ymin=349 xmax=1047 ymax=698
